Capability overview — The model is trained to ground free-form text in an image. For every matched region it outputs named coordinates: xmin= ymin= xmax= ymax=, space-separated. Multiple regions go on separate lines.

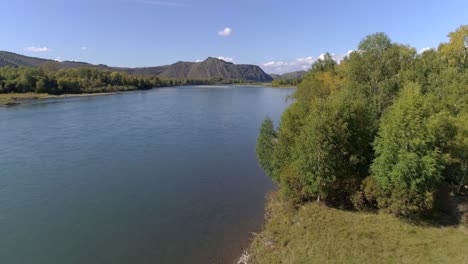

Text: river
xmin=0 ymin=86 xmax=292 ymax=263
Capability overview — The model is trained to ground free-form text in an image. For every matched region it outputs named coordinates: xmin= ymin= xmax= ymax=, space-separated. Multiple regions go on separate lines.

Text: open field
xmin=248 ymin=193 xmax=468 ymax=264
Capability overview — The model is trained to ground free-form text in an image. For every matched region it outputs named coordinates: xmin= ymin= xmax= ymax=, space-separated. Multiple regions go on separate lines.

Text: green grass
xmin=271 ymin=84 xmax=297 ymax=88
xmin=0 ymin=92 xmax=117 ymax=106
xmin=249 ymin=193 xmax=468 ymax=264
xmin=0 ymin=93 xmax=52 ymax=105
xmin=233 ymin=82 xmax=297 ymax=88
xmin=232 ymin=82 xmax=273 ymax=87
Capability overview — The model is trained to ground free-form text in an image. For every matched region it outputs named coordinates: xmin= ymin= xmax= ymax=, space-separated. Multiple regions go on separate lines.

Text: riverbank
xmin=0 ymin=92 xmax=119 ymax=106
xmin=271 ymin=85 xmax=297 ymax=88
xmin=0 ymin=85 xmax=295 ymax=107
xmin=242 ymin=192 xmax=468 ymax=264
xmin=232 ymin=82 xmax=296 ymax=88
xmin=232 ymin=83 xmax=273 ymax=87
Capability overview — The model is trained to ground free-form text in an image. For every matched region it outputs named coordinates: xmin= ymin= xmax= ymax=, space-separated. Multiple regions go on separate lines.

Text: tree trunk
xmin=457 ymin=167 xmax=466 ymax=194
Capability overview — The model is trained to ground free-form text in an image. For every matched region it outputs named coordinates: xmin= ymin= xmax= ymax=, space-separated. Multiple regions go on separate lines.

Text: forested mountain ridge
xmin=270 ymin=71 xmax=306 ymax=87
xmin=270 ymin=71 xmax=306 ymax=80
xmin=186 ymin=57 xmax=272 ymax=81
xmin=0 ymin=51 xmax=115 ymax=70
xmin=0 ymin=52 xmax=272 ymax=82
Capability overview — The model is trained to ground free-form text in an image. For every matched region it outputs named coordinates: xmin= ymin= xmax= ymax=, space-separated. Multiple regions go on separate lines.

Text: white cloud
xmin=261 ymin=51 xmax=354 ymax=74
xmin=217 ymin=56 xmax=234 ymax=62
xmin=419 ymin=47 xmax=433 ymax=54
xmin=24 ymin=46 xmax=49 ymax=52
xmin=55 ymin=57 xmax=62 ymax=62
xmin=141 ymin=1 xmax=187 ymax=7
xmin=261 ymin=56 xmax=315 ymax=74
xmin=336 ymin=51 xmax=356 ymax=62
xmin=195 ymin=59 xmax=202 ymax=62
xmin=80 ymin=46 xmax=88 ymax=51
xmin=218 ymin=27 xmax=232 ymax=37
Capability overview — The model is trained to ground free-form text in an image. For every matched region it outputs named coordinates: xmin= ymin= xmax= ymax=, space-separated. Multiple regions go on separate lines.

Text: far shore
xmin=0 ymin=92 xmax=121 ymax=106
xmin=0 ymin=85 xmax=295 ymax=107
xmin=233 ymin=83 xmax=297 ymax=88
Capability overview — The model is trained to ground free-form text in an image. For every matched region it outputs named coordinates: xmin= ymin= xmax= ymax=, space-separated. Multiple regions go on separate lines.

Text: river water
xmin=0 ymin=86 xmax=292 ymax=263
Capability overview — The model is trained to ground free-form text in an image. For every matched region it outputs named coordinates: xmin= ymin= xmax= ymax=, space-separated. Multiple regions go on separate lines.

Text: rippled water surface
xmin=0 ymin=86 xmax=292 ymax=264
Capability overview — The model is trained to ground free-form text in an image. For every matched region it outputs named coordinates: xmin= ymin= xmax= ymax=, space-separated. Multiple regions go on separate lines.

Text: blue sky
xmin=1 ymin=0 xmax=466 ymax=73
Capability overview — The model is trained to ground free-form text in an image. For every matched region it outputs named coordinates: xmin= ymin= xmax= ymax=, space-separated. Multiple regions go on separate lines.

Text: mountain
xmin=0 ymin=50 xmax=116 ymax=70
xmin=0 ymin=51 xmax=272 ymax=82
xmin=126 ymin=58 xmax=273 ymax=81
xmin=270 ymin=70 xmax=306 ymax=80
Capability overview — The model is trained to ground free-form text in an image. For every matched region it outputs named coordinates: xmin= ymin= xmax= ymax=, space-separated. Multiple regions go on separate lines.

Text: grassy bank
xmin=232 ymin=82 xmax=273 ymax=87
xmin=271 ymin=84 xmax=297 ymax=88
xmin=0 ymin=92 xmax=117 ymax=106
xmin=233 ymin=83 xmax=297 ymax=88
xmin=0 ymin=93 xmax=49 ymax=105
xmin=247 ymin=193 xmax=468 ymax=264
xmin=184 ymin=82 xmax=295 ymax=88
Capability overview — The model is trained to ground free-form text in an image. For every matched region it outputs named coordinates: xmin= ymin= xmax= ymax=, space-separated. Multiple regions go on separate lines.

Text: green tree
xmin=270 ymin=102 xmax=308 ymax=182
xmin=310 ymin=52 xmax=337 ymax=73
xmin=371 ymin=84 xmax=449 ymax=216
xmin=438 ymin=25 xmax=468 ymax=69
xmin=292 ymin=90 xmax=371 ymax=206
xmin=254 ymin=26 xmax=467 ymax=218
xmin=256 ymin=117 xmax=277 ymax=177
xmin=35 ymin=77 xmax=57 ymax=93
xmin=347 ymin=34 xmax=416 ymax=118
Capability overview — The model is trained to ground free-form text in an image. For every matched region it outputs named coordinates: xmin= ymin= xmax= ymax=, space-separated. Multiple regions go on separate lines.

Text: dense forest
xmin=257 ymin=25 xmax=467 ymax=217
xmin=272 ymin=78 xmax=302 ymax=87
xmin=0 ymin=65 xmax=245 ymax=95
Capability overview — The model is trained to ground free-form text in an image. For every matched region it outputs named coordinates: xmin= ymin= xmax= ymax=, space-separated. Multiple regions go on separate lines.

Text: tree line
xmin=257 ymin=25 xmax=467 ymax=217
xmin=272 ymin=78 xmax=302 ymax=87
xmin=0 ymin=66 xmax=244 ymax=95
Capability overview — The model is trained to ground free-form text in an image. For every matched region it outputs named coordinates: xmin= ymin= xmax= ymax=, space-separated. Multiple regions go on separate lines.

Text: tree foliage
xmin=256 ymin=25 xmax=468 ymax=216
xmin=0 ymin=66 xmax=242 ymax=95
xmin=272 ymin=78 xmax=302 ymax=87
xmin=256 ymin=117 xmax=277 ymax=177
xmin=371 ymin=84 xmax=450 ymax=215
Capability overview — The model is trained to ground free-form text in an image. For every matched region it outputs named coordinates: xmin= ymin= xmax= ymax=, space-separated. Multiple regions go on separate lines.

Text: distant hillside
xmin=270 ymin=70 xmax=306 ymax=80
xmin=0 ymin=51 xmax=272 ymax=82
xmin=0 ymin=51 xmax=115 ymax=70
